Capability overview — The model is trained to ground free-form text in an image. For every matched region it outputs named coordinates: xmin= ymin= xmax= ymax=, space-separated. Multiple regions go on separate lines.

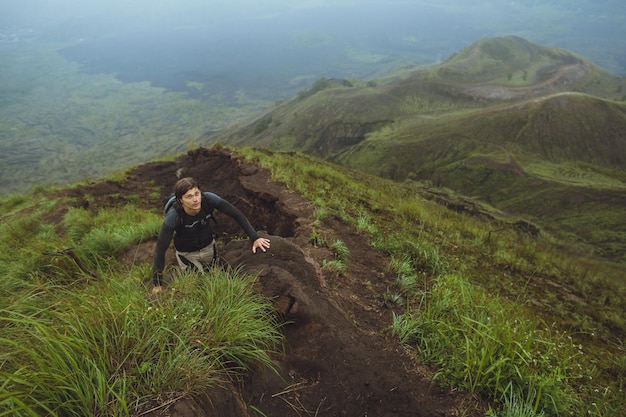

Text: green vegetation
xmin=239 ymin=147 xmax=625 ymax=417
xmin=1 ymin=147 xmax=624 ymax=415
xmin=435 ymin=36 xmax=592 ymax=86
xmin=214 ymin=37 xmax=626 ymax=270
xmin=0 ymin=194 xmax=281 ymax=416
xmin=391 ymin=274 xmax=584 ymax=414
xmin=0 ymin=43 xmax=272 ymax=195
xmin=322 ymin=239 xmax=350 ymax=275
xmin=3 ymin=33 xmax=626 ymax=415
xmin=295 ymin=76 xmax=337 ymax=101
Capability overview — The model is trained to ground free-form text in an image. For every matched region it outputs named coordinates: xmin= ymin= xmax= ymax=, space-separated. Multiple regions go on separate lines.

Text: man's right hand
xmin=152 ymin=285 xmax=163 ymax=295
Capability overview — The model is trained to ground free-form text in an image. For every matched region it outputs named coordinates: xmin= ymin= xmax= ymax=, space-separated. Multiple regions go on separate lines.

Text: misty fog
xmin=2 ymin=0 xmax=625 ymax=103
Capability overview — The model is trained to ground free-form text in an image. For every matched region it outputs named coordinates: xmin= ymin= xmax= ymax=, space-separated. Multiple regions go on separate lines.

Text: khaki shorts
xmin=175 ymin=240 xmax=216 ymax=273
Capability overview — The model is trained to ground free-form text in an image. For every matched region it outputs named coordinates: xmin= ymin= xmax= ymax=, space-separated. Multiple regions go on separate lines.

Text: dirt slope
xmin=83 ymin=147 xmax=483 ymax=416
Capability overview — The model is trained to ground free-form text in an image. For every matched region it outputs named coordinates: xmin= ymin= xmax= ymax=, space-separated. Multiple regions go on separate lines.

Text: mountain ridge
xmin=208 ymin=36 xmax=626 ymax=265
xmin=213 ymin=36 xmax=625 ymax=150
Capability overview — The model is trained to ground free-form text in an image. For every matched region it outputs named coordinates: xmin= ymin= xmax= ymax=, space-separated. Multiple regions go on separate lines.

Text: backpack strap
xmin=163 ymin=195 xmax=177 ymax=214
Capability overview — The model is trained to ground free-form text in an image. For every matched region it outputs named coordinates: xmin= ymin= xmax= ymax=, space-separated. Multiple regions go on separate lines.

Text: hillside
xmin=209 ymin=36 xmax=626 ymax=265
xmin=213 ymin=36 xmax=626 ymax=152
xmin=3 ymin=35 xmax=626 ymax=416
xmin=2 ymin=146 xmax=624 ymax=416
xmin=1 ymin=148 xmax=485 ymax=416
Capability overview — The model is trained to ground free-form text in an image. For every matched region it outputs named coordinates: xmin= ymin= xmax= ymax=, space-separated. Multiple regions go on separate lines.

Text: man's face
xmin=180 ymin=187 xmax=202 ymax=215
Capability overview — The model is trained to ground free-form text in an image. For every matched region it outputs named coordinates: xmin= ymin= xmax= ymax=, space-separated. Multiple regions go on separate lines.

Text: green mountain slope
xmin=2 ymin=146 xmax=625 ymax=415
xmin=214 ymin=36 xmax=626 ymax=152
xmin=210 ymin=36 xmax=626 ymax=264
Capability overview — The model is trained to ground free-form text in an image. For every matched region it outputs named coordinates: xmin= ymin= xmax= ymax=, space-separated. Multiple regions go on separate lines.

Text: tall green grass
xmin=0 ymin=204 xmax=164 ymax=317
xmin=0 ymin=190 xmax=282 ymax=416
xmin=0 ymin=268 xmax=281 ymax=416
xmin=64 ymin=205 xmax=163 ymax=263
xmin=390 ymin=273 xmax=583 ymax=415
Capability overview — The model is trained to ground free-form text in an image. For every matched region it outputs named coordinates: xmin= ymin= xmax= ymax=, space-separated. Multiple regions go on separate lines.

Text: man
xmin=151 ymin=177 xmax=270 ymax=294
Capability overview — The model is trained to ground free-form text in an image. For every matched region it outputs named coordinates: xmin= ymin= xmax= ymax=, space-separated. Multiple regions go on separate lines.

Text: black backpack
xmin=163 ymin=194 xmax=178 ymax=215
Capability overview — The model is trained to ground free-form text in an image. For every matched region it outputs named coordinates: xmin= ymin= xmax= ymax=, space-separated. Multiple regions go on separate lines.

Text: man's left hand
xmin=252 ymin=237 xmax=271 ymax=253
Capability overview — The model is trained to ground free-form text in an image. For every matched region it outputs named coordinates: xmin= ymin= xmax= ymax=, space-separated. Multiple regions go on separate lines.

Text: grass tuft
xmin=0 ymin=266 xmax=281 ymax=416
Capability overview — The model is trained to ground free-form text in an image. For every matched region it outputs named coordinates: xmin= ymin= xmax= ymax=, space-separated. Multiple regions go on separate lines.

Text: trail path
xmin=75 ymin=147 xmax=482 ymax=416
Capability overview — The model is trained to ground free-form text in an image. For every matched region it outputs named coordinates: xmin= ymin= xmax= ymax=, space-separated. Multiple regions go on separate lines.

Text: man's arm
xmin=206 ymin=192 xmax=270 ymax=253
xmin=151 ymin=211 xmax=177 ymax=286
xmin=207 ymin=192 xmax=260 ymax=242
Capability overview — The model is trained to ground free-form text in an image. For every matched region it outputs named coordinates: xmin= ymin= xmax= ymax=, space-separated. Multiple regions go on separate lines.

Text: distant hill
xmin=209 ymin=36 xmax=626 ymax=264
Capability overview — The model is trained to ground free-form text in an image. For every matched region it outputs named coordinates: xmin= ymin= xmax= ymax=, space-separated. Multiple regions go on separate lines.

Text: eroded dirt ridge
xmin=93 ymin=148 xmax=482 ymax=417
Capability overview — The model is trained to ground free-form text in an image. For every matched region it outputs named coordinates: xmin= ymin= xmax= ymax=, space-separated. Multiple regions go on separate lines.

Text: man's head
xmin=174 ymin=177 xmax=200 ymax=201
xmin=174 ymin=177 xmax=203 ymax=215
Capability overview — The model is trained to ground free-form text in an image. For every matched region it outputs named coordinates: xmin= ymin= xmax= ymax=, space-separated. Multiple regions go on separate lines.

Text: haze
xmin=3 ymin=0 xmax=625 ymax=103
xmin=0 ymin=0 xmax=625 ymax=194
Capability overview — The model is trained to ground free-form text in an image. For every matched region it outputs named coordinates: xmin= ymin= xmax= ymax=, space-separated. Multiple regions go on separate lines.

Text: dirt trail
xmin=80 ymin=147 xmax=482 ymax=416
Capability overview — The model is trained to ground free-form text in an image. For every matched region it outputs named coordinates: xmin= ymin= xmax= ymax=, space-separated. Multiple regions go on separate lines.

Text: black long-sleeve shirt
xmin=151 ymin=192 xmax=259 ymax=285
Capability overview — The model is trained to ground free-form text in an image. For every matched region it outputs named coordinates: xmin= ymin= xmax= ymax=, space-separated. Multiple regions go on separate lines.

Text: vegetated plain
xmin=0 ymin=42 xmax=271 ymax=195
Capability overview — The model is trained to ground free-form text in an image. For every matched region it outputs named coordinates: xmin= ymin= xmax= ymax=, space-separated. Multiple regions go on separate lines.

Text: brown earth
xmin=61 ymin=147 xmax=485 ymax=417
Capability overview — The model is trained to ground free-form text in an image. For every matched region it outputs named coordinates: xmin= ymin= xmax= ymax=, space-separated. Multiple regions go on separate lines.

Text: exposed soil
xmin=456 ymin=62 xmax=587 ymax=101
xmin=60 ymin=147 xmax=485 ymax=417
